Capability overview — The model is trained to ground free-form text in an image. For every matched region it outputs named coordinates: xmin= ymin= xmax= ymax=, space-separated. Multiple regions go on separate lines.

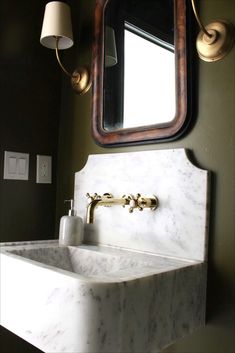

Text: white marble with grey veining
xmin=0 ymin=240 xmax=206 ymax=353
xmin=0 ymin=149 xmax=210 ymax=353
xmin=75 ymin=149 xmax=210 ymax=262
xmin=3 ymin=241 xmax=198 ymax=280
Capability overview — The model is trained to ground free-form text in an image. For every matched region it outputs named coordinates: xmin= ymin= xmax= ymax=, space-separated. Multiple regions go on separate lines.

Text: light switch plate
xmin=3 ymin=151 xmax=29 ymax=180
xmin=36 ymin=155 xmax=52 ymax=184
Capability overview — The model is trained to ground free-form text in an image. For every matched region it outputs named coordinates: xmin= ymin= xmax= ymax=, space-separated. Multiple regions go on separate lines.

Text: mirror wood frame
xmin=92 ymin=0 xmax=190 ymax=146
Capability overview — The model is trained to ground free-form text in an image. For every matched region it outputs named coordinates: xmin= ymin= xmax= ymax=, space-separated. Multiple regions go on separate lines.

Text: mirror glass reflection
xmin=103 ymin=0 xmax=175 ymax=131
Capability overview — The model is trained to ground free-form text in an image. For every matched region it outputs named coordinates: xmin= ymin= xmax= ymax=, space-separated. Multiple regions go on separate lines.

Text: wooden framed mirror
xmin=92 ymin=0 xmax=192 ymax=146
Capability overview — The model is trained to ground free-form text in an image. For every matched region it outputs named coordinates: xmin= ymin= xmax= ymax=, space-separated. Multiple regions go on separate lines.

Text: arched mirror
xmin=92 ymin=0 xmax=191 ymax=146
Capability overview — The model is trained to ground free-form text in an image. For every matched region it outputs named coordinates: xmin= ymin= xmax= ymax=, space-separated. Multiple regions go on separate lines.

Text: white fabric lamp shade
xmin=40 ymin=1 xmax=73 ymax=50
xmin=105 ymin=26 xmax=118 ymax=67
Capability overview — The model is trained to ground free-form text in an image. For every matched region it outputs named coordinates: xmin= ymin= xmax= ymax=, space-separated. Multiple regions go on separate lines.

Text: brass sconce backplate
xmin=196 ymin=20 xmax=235 ymax=62
xmin=71 ymin=68 xmax=92 ymax=95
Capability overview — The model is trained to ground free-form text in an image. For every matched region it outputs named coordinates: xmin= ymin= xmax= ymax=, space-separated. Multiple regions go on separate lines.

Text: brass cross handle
xmin=123 ymin=194 xmax=159 ymax=213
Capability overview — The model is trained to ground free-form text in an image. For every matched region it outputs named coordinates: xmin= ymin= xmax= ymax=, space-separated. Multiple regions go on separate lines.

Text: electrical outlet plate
xmin=3 ymin=151 xmax=29 ymax=180
xmin=36 ymin=155 xmax=52 ymax=184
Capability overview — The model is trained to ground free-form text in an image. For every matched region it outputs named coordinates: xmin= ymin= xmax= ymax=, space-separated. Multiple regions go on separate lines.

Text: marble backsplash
xmin=74 ymin=149 xmax=210 ymax=262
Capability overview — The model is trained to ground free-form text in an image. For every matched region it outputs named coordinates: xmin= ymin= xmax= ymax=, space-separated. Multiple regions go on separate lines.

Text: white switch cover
xmin=3 ymin=151 xmax=29 ymax=180
xmin=36 ymin=155 xmax=52 ymax=184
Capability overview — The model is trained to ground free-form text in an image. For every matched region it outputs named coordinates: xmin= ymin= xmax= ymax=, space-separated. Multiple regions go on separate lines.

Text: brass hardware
xmin=191 ymin=0 xmax=212 ymax=38
xmin=55 ymin=37 xmax=92 ymax=94
xmin=191 ymin=0 xmax=234 ymax=62
xmin=128 ymin=194 xmax=140 ymax=213
xmin=137 ymin=195 xmax=158 ymax=211
xmin=71 ymin=68 xmax=92 ymax=95
xmin=86 ymin=193 xmax=159 ymax=223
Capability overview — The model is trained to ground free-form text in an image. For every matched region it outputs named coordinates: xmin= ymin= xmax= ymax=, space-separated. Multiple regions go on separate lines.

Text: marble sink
xmin=0 ymin=239 xmax=206 ymax=353
xmin=3 ymin=242 xmax=180 ymax=279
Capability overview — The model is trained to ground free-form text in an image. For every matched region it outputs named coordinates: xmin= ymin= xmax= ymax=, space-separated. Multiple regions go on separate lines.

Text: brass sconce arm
xmin=191 ymin=0 xmax=212 ymax=38
xmin=54 ymin=37 xmax=92 ymax=95
xmin=55 ymin=37 xmax=73 ymax=77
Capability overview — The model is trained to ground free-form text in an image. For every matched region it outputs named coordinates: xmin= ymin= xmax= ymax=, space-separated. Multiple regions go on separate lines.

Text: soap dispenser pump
xmin=59 ymin=199 xmax=84 ymax=246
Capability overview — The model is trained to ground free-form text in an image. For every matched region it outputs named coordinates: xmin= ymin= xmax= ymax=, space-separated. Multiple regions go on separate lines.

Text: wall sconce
xmin=191 ymin=0 xmax=234 ymax=62
xmin=105 ymin=26 xmax=118 ymax=67
xmin=40 ymin=1 xmax=91 ymax=94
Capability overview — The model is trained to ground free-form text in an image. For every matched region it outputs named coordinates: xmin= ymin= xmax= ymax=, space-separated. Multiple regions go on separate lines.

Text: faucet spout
xmin=86 ymin=198 xmax=101 ymax=224
xmin=86 ymin=193 xmax=129 ymax=224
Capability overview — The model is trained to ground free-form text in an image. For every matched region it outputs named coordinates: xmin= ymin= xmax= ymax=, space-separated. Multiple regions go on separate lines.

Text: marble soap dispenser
xmin=59 ymin=199 xmax=84 ymax=246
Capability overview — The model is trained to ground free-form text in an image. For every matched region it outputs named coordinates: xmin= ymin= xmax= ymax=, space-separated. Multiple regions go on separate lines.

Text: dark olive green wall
xmin=56 ymin=0 xmax=235 ymax=352
xmin=0 ymin=0 xmax=61 ymax=243
xmin=0 ymin=0 xmax=60 ymax=351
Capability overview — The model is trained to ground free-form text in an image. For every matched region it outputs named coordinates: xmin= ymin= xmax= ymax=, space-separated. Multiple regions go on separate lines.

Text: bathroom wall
xmin=56 ymin=0 xmax=235 ymax=353
xmin=0 ymin=0 xmax=61 ymax=243
xmin=0 ymin=0 xmax=61 ymax=351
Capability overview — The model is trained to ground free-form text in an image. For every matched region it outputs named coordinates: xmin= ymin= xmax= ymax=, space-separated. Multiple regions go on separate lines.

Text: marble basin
xmin=0 ymin=240 xmax=206 ymax=353
xmin=5 ymin=244 xmax=162 ymax=279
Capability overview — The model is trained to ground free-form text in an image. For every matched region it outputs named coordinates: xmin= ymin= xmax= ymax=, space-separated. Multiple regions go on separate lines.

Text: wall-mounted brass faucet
xmin=86 ymin=193 xmax=159 ymax=224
